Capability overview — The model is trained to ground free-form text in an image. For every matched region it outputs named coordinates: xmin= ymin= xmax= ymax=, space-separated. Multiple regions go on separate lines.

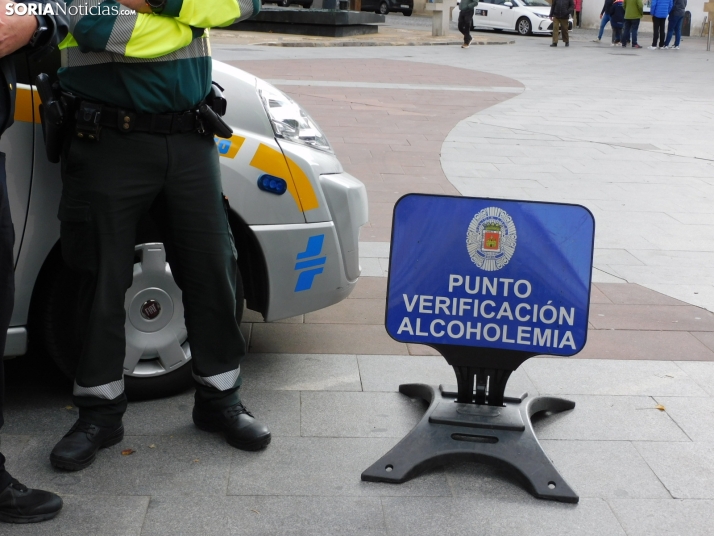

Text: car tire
xmin=303 ymin=1 xmax=313 ymax=6
xmin=516 ymin=16 xmax=532 ymax=35
xmin=403 ymin=9 xmax=412 ymax=15
xmin=36 ymin=213 xmax=244 ymax=401
xmin=377 ymin=2 xmax=389 ymax=14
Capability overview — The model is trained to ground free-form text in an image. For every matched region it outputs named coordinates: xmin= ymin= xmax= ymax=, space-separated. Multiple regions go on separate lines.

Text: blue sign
xmin=386 ymin=195 xmax=595 ymax=356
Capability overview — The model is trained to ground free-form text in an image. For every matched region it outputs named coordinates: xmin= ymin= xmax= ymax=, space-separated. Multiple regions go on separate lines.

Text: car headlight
xmin=534 ymin=13 xmax=549 ymax=18
xmin=256 ymin=80 xmax=333 ymax=154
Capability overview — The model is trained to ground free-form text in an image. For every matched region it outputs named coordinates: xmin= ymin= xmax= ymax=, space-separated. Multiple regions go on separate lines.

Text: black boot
xmin=0 ymin=478 xmax=62 ymax=524
xmin=50 ymin=420 xmax=124 ymax=471
xmin=193 ymin=403 xmax=271 ymax=451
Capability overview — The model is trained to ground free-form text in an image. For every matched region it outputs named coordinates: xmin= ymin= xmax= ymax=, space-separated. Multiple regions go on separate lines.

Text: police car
xmin=459 ymin=0 xmax=573 ymax=36
xmin=2 ymin=55 xmax=368 ymax=399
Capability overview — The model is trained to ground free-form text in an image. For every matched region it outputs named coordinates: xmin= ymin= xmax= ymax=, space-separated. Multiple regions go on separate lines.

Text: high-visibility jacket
xmin=58 ymin=0 xmax=244 ymax=114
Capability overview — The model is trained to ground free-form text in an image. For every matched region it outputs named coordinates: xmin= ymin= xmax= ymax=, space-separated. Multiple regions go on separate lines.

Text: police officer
xmin=49 ymin=0 xmax=270 ymax=471
xmin=0 ymin=0 xmax=67 ymax=523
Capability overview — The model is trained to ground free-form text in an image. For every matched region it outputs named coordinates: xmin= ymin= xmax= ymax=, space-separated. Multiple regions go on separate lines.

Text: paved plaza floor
xmin=3 ymin=30 xmax=714 ymax=535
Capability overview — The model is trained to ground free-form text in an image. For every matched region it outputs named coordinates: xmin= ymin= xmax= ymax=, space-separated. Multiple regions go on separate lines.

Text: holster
xmin=198 ymin=82 xmax=233 ymax=139
xmin=35 ymin=73 xmax=65 ymax=164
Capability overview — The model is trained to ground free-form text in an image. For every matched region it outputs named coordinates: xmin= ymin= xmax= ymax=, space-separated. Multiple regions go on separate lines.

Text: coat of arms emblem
xmin=466 ymin=207 xmax=517 ymax=271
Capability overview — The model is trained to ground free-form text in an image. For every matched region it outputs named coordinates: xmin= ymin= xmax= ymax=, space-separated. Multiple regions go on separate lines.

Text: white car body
xmin=464 ymin=0 xmax=573 ymax=35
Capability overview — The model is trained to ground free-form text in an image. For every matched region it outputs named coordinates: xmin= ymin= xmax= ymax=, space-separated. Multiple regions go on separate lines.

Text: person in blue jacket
xmin=649 ymin=0 xmax=673 ymax=48
xmin=663 ymin=0 xmax=687 ymax=48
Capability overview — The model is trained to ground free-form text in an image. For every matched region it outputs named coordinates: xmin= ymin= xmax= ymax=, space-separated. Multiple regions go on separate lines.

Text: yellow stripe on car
xmin=249 ymin=143 xmax=320 ymax=213
xmin=13 ymin=86 xmax=41 ymax=124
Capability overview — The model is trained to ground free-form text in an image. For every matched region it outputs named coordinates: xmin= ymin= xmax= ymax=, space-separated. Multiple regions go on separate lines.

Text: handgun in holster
xmin=198 ymin=81 xmax=233 ymax=139
xmin=35 ymin=73 xmax=65 ymax=164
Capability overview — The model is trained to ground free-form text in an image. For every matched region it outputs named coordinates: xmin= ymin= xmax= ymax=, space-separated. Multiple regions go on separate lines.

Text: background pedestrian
xmin=622 ymin=0 xmax=643 ymax=47
xmin=609 ymin=0 xmax=625 ymax=44
xmin=575 ymin=0 xmax=583 ymax=27
xmin=649 ymin=0 xmax=673 ymax=48
xmin=459 ymin=0 xmax=479 ymax=48
xmin=663 ymin=0 xmax=686 ymax=48
xmin=550 ymin=0 xmax=574 ymax=46
xmin=595 ymin=0 xmax=614 ymax=41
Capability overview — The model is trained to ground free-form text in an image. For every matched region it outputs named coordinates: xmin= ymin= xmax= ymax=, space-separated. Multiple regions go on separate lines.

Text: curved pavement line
xmin=441 ymin=86 xmax=714 ymax=313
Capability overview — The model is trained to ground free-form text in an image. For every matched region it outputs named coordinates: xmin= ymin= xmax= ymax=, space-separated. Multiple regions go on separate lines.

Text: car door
xmin=486 ymin=0 xmax=508 ymax=28
xmin=472 ymin=0 xmax=494 ymax=28
xmin=501 ymin=0 xmax=520 ymax=29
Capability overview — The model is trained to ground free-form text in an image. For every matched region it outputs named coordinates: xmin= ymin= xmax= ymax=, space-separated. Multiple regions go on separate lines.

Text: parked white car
xmin=2 ymin=53 xmax=368 ymax=399
xmin=462 ymin=0 xmax=573 ymax=36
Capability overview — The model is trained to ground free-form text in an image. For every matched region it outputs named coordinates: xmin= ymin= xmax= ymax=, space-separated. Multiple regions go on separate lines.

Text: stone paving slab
xmin=607 ymin=499 xmax=714 ymax=536
xmin=521 ymin=358 xmax=710 ymax=397
xmin=239 ymin=353 xmax=361 ymax=391
xmin=141 ymin=496 xmax=388 ymax=536
xmin=539 ymin=440 xmax=671 ymax=500
xmin=0 ymin=495 xmax=149 ymax=536
xmin=673 ymin=361 xmax=714 ymax=396
xmin=8 ymin=433 xmax=236 ymax=497
xmin=227 ymin=437 xmax=452 ymax=497
xmin=633 ymin=442 xmax=714 ymax=499
xmin=300 ymin=391 xmax=426 ymax=438
xmin=380 ymin=497 xmax=627 ymax=536
xmin=531 ymin=395 xmax=690 ymax=442
xmin=652 ymin=396 xmax=714 ymax=443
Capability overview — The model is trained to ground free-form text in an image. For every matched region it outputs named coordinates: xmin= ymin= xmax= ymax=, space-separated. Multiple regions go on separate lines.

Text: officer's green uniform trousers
xmin=59 ymin=127 xmax=244 ymax=426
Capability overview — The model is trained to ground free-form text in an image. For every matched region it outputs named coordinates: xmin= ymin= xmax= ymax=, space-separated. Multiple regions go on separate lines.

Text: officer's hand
xmin=0 ymin=0 xmax=38 ymax=58
xmin=117 ymin=0 xmax=152 ymax=13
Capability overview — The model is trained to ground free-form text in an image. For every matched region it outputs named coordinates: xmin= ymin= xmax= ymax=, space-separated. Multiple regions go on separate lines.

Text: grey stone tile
xmin=357 ymin=354 xmax=538 ymax=396
xmin=634 ymin=442 xmax=714 ymax=499
xmin=140 ymin=496 xmax=387 ymax=536
xmin=300 ymin=391 xmax=425 ymax=438
xmin=10 ymin=433 xmax=235 ymax=497
xmin=522 ymin=358 xmax=709 ymax=397
xmin=607 ymin=499 xmax=714 ymax=536
xmin=240 ymin=353 xmax=362 ymax=391
xmin=539 ymin=440 xmax=671 ymax=499
xmin=227 ymin=437 xmax=451 ymax=497
xmin=675 ymin=361 xmax=714 ymax=396
xmin=380 ymin=497 xmax=626 ymax=536
xmin=0 ymin=495 xmax=149 ymax=536
xmin=0 ymin=389 xmax=78 ymax=436
xmin=653 ymin=396 xmax=714 ymax=442
xmin=532 ymin=395 xmax=690 ymax=442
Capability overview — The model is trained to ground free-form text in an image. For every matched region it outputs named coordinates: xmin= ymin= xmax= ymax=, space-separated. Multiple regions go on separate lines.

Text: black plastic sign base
xmin=361 ymin=383 xmax=579 ymax=504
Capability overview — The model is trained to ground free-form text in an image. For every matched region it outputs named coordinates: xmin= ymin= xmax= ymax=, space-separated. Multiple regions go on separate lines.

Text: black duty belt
xmin=99 ymin=107 xmax=199 ymax=135
xmin=62 ymin=94 xmax=201 ymax=138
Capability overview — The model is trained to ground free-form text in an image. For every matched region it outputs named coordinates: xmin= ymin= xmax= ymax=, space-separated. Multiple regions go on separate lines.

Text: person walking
xmin=574 ymin=0 xmax=583 ymax=27
xmin=609 ymin=0 xmax=625 ymax=44
xmin=595 ymin=0 xmax=614 ymax=41
xmin=622 ymin=0 xmax=643 ymax=47
xmin=663 ymin=0 xmax=687 ymax=48
xmin=458 ymin=0 xmax=478 ymax=48
xmin=550 ymin=0 xmax=574 ymax=46
xmin=649 ymin=0 xmax=673 ymax=48
xmin=0 ymin=0 xmax=67 ymax=524
xmin=48 ymin=0 xmax=271 ymax=473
